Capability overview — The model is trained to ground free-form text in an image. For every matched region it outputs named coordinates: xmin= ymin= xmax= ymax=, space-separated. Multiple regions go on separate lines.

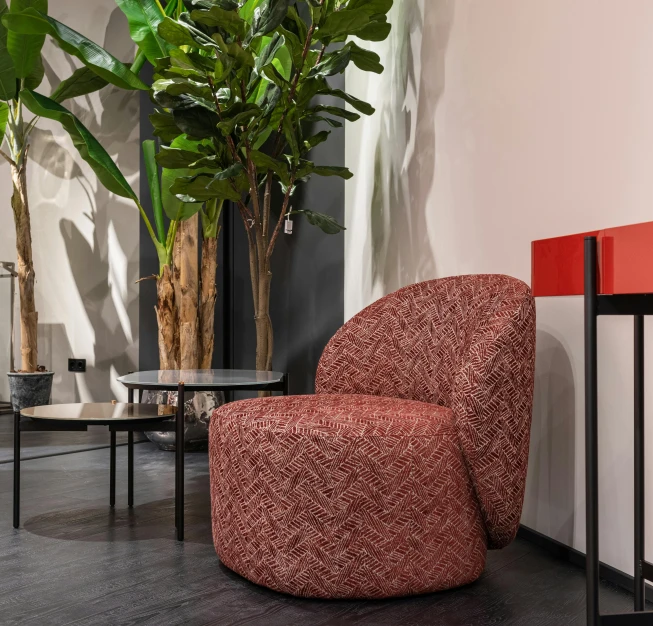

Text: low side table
xmin=117 ymin=369 xmax=288 ymax=541
xmin=14 ymin=403 xmax=177 ymax=535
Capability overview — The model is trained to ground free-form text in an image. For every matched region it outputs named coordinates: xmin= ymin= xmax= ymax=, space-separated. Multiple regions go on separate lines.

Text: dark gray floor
xmin=0 ymin=441 xmax=645 ymax=625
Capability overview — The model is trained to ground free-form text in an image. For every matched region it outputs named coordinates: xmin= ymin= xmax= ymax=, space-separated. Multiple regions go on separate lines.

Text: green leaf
xmin=173 ymin=106 xmax=221 ymax=139
xmin=302 ymin=114 xmax=342 ymax=128
xmin=249 ymin=0 xmax=290 ymax=39
xmin=3 ymin=8 xmax=148 ymax=90
xmin=312 ymin=165 xmax=353 ymax=179
xmin=160 ymin=134 xmax=206 ymax=221
xmin=155 ymin=145 xmax=204 ymax=169
xmin=142 ymin=139 xmax=165 ymax=244
xmin=157 ymin=15 xmax=217 ymax=51
xmin=239 ymin=0 xmax=264 ymax=23
xmin=115 ymin=0 xmax=171 ymax=65
xmin=153 ymin=76 xmax=213 ymax=100
xmin=0 ymin=100 xmax=8 ymax=145
xmin=190 ymin=6 xmax=246 ymax=38
xmin=316 ymin=8 xmax=369 ymax=42
xmin=6 ymin=0 xmax=45 ymax=80
xmin=171 ymin=167 xmax=244 ymax=202
xmin=296 ymin=209 xmax=345 ymax=234
xmin=348 ymin=41 xmax=383 ymax=73
xmin=20 ymin=89 xmax=137 ymax=200
xmin=150 ymin=109 xmax=180 ymax=143
xmin=0 ymin=1 xmax=15 ymax=101
xmin=186 ymin=0 xmax=240 ymax=10
xmin=308 ymin=104 xmax=360 ymax=122
xmin=23 ymin=49 xmax=42 ymax=89
xmin=213 ymin=32 xmax=254 ymax=69
xmin=346 ymin=0 xmax=393 ymax=15
xmin=353 ymin=17 xmax=391 ymax=42
xmin=308 ymin=46 xmax=351 ymax=77
xmin=317 ymin=86 xmax=374 ymax=115
xmin=0 ymin=5 xmax=14 ymax=101
xmin=248 ymin=149 xmax=289 ymax=185
xmin=51 ymin=66 xmax=108 ymax=102
xmin=303 ymin=130 xmax=330 ymax=152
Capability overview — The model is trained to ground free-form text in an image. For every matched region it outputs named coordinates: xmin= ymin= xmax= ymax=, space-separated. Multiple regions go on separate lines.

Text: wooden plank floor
xmin=0 ymin=443 xmax=644 ymax=625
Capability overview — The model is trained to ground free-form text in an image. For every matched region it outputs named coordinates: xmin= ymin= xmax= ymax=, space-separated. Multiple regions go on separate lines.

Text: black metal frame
xmin=585 ymin=236 xmax=653 ymax=625
xmin=118 ymin=374 xmax=288 ymax=541
xmin=14 ymin=374 xmax=288 ymax=542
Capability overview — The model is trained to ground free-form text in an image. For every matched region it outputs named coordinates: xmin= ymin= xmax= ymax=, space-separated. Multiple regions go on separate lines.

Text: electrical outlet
xmin=68 ymin=358 xmax=86 ymax=373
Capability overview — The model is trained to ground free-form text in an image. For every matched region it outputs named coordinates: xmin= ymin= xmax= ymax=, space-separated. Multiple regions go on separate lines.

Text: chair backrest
xmin=316 ymin=274 xmax=536 ymax=549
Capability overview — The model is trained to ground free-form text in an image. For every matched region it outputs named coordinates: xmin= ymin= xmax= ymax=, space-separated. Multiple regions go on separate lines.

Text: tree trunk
xmin=11 ymin=163 xmax=37 ymax=373
xmin=156 ymin=264 xmax=178 ymax=370
xmin=199 ymin=236 xmax=218 ymax=369
xmin=179 ymin=214 xmax=199 ymax=370
xmin=254 ymin=268 xmax=273 ymax=373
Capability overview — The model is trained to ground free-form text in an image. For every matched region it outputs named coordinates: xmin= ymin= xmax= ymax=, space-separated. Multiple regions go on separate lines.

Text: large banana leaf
xmin=50 ymin=66 xmax=109 ymax=103
xmin=6 ymin=0 xmax=45 ymax=79
xmin=2 ymin=8 xmax=147 ymax=90
xmin=20 ymin=89 xmax=138 ymax=201
xmin=142 ymin=139 xmax=165 ymax=244
xmin=0 ymin=1 xmax=15 ymax=101
xmin=115 ymin=0 xmax=171 ymax=65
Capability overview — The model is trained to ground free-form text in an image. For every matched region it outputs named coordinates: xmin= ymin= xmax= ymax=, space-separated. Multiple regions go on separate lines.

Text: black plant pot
xmin=8 ymin=371 xmax=54 ymax=412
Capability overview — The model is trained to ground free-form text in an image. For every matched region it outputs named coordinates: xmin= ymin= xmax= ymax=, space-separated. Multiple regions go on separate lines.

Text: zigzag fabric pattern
xmin=316 ymin=274 xmax=536 ymax=549
xmin=210 ymin=394 xmax=487 ymax=598
xmin=209 ymin=274 xmax=536 ymax=597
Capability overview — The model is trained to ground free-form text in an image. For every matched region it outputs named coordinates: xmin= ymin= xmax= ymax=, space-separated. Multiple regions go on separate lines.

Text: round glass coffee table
xmin=13 ymin=403 xmax=176 ymax=534
xmin=117 ymin=369 xmax=288 ymax=540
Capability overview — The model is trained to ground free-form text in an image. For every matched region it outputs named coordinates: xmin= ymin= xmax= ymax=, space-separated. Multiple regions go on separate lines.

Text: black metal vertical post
xmin=13 ymin=411 xmax=19 ymax=529
xmin=635 ymin=314 xmax=645 ymax=610
xmin=176 ymin=382 xmax=185 ymax=541
xmin=110 ymin=430 xmax=116 ymax=508
xmin=585 ymin=236 xmax=599 ymax=626
xmin=127 ymin=388 xmax=134 ymax=508
xmin=283 ymin=373 xmax=289 ymax=396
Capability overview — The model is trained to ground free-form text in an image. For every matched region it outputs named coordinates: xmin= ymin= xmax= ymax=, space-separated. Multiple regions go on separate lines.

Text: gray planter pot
xmin=141 ymin=389 xmax=224 ymax=451
xmin=8 ymin=371 xmax=54 ymax=412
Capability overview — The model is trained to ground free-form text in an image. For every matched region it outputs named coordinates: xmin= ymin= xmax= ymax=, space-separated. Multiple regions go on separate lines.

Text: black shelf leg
xmin=635 ymin=314 xmax=645 ymax=611
xmin=110 ymin=430 xmax=116 ymax=508
xmin=13 ymin=411 xmax=19 ymax=529
xmin=585 ymin=236 xmax=599 ymax=626
xmin=176 ymin=382 xmax=185 ymax=541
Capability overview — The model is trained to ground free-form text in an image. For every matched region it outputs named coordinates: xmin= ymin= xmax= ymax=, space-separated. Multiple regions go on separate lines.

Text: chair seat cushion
xmin=209 ymin=394 xmax=487 ymax=599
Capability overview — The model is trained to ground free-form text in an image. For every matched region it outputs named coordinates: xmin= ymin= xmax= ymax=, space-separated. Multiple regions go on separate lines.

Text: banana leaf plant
xmin=150 ymin=0 xmax=391 ymax=373
xmin=116 ymin=0 xmax=225 ymax=370
xmin=0 ymin=1 xmax=149 ymax=372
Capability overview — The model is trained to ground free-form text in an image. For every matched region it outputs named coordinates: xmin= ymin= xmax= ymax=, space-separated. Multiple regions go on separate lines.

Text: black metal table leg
xmin=128 ymin=431 xmax=134 ymax=508
xmin=127 ymin=387 xmax=134 ymax=508
xmin=110 ymin=430 xmax=116 ymax=508
xmin=635 ymin=315 xmax=645 ymax=611
xmin=283 ymin=373 xmax=289 ymax=396
xmin=13 ymin=411 xmax=20 ymax=529
xmin=176 ymin=382 xmax=185 ymax=541
xmin=585 ymin=237 xmax=599 ymax=626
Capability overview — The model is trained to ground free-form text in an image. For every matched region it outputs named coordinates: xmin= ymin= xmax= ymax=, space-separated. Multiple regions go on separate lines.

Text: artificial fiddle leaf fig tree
xmin=154 ymin=0 xmax=391 ymax=373
xmin=0 ymin=1 xmax=147 ymax=373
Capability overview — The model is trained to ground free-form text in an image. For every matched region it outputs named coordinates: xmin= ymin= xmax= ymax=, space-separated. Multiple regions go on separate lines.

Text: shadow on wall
xmin=369 ymin=0 xmax=454 ymax=293
xmin=26 ymin=7 xmax=139 ymax=401
xmin=523 ymin=330 xmax=576 ymax=545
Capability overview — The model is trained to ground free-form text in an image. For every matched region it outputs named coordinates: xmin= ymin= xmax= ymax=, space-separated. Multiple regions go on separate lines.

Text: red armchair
xmin=209 ymin=275 xmax=536 ymax=598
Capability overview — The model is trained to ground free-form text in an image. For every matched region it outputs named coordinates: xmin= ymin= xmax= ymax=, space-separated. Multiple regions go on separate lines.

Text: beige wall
xmin=0 ymin=2 xmax=139 ymax=402
xmin=346 ymin=0 xmax=653 ymax=575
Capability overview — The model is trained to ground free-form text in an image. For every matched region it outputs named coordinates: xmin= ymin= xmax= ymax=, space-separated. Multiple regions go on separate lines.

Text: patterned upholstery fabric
xmin=209 ymin=274 xmax=536 ymax=598
xmin=210 ymin=394 xmax=487 ymax=599
xmin=316 ymin=275 xmax=536 ymax=549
